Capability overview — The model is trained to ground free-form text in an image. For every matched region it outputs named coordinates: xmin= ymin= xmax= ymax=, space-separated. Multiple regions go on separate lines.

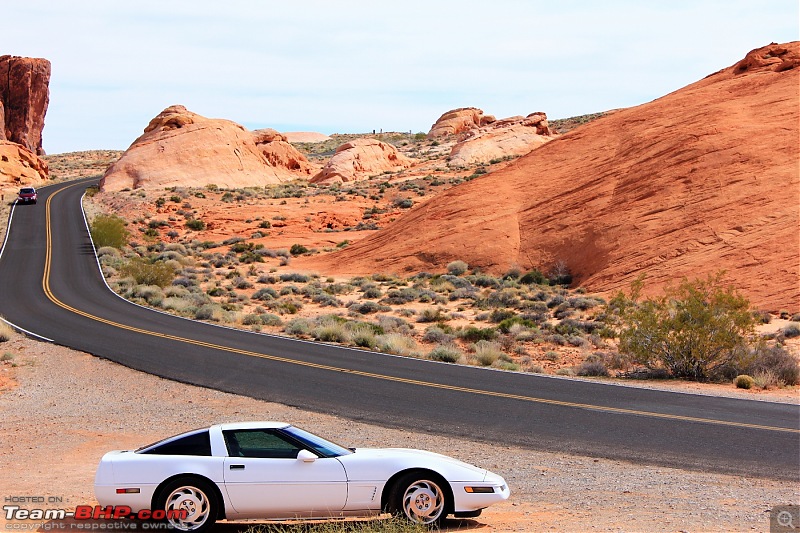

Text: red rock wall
xmin=0 ymin=55 xmax=51 ymax=156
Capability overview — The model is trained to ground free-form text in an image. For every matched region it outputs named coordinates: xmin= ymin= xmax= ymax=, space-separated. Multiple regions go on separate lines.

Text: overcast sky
xmin=4 ymin=1 xmax=798 ymax=154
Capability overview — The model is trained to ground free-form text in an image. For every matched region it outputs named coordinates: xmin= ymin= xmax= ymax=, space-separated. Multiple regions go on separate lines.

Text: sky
xmin=3 ymin=1 xmax=798 ymax=154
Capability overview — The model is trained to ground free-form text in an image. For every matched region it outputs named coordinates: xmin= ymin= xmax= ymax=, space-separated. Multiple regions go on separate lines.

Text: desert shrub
xmin=121 ymin=258 xmax=175 ymax=288
xmin=577 ymin=357 xmax=609 ymax=377
xmin=376 ymin=333 xmax=418 ymax=356
xmin=471 ymin=274 xmax=501 ymax=289
xmin=185 ymin=219 xmax=205 ymax=231
xmin=313 ymin=319 xmax=349 ymax=343
xmin=362 ymin=286 xmax=383 ymax=299
xmin=417 ymin=308 xmax=446 ymax=323
xmin=0 ymin=320 xmax=13 ymax=342
xmin=782 ymin=323 xmax=800 ymax=339
xmin=96 ymin=246 xmax=121 ymax=259
xmin=284 ymin=318 xmax=312 ymax=336
xmin=257 ymin=275 xmax=278 ymax=284
xmin=423 ymin=326 xmax=455 ymax=344
xmin=280 ymin=272 xmax=310 ymax=283
xmin=290 ymin=244 xmax=309 ymax=256
xmin=473 ymin=340 xmax=504 ymax=366
xmin=428 ymin=343 xmax=463 ymax=363
xmin=459 ymin=326 xmax=497 ymax=342
xmin=734 ymin=374 xmax=755 ymax=389
xmin=242 ymin=314 xmax=263 ymax=326
xmin=195 ymin=304 xmax=222 ymax=321
xmin=252 ymin=287 xmax=278 ymax=301
xmin=548 ymin=261 xmax=573 ymax=285
xmin=311 ymin=293 xmax=343 ymax=307
xmin=258 ymin=313 xmax=282 ymax=327
xmin=568 ymin=297 xmax=598 ymax=310
xmin=161 ymin=297 xmax=193 ymax=314
xmin=382 ymin=288 xmax=420 ymax=305
xmin=376 ymin=315 xmax=412 ymax=334
xmin=618 ymin=274 xmax=756 ymax=381
xmin=131 ymin=284 xmax=164 ymax=306
xmin=446 ymin=260 xmax=469 ymax=276
xmin=232 ymin=277 xmax=253 ymax=290
xmin=347 ymin=323 xmax=378 ymax=348
xmin=91 ymin=215 xmax=128 ymax=248
xmin=744 ymin=344 xmax=799 ymax=386
xmin=497 ymin=316 xmax=536 ymax=334
xmin=520 ymin=269 xmax=548 ymax=285
xmin=440 ymin=274 xmax=473 ymax=290
xmin=489 ymin=309 xmax=516 ymax=323
xmin=348 ymin=301 xmax=391 ymax=315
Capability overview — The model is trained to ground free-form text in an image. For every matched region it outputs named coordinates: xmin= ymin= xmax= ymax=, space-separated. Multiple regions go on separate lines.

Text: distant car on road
xmin=95 ymin=422 xmax=510 ymax=531
xmin=17 ymin=187 xmax=37 ymax=204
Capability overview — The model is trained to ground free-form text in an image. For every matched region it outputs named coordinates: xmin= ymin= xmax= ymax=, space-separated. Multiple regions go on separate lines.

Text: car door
xmin=221 ymin=428 xmax=348 ymax=518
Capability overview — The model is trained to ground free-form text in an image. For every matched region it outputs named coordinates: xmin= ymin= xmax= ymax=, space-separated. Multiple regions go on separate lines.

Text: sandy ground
xmin=0 ymin=331 xmax=797 ymax=532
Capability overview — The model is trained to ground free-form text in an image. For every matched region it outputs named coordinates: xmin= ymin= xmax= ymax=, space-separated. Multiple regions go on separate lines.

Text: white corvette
xmin=94 ymin=422 xmax=510 ymax=531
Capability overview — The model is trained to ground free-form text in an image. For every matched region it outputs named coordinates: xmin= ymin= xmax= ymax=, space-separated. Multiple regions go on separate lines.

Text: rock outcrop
xmin=0 ymin=56 xmax=51 ymax=156
xmin=0 ymin=141 xmax=48 ymax=185
xmin=427 ymin=107 xmax=495 ymax=138
xmin=303 ymin=42 xmax=800 ymax=311
xmin=310 ymin=138 xmax=412 ymax=184
xmin=449 ymin=112 xmax=553 ymax=166
xmin=101 ymin=106 xmax=316 ymax=191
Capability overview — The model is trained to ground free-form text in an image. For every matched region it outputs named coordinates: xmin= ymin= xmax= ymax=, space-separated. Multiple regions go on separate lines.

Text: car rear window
xmin=140 ymin=430 xmax=212 ymax=456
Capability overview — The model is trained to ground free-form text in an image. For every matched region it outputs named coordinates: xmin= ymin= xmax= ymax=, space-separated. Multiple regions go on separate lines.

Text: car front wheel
xmin=155 ymin=477 xmax=218 ymax=532
xmin=392 ymin=473 xmax=449 ymax=526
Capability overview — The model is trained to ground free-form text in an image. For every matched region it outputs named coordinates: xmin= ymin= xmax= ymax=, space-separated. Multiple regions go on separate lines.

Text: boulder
xmin=311 ymin=138 xmax=413 ymax=184
xmin=449 ymin=112 xmax=553 ymax=166
xmin=0 ymin=141 xmax=48 ymax=185
xmin=101 ymin=106 xmax=315 ymax=191
xmin=427 ymin=107 xmax=493 ymax=138
xmin=0 ymin=56 xmax=50 ymax=156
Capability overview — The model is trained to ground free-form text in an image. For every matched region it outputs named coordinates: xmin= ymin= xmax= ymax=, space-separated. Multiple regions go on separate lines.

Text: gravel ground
xmin=0 ymin=332 xmax=797 ymax=532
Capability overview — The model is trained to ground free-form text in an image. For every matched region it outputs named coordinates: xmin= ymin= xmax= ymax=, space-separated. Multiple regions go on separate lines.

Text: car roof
xmin=212 ymin=421 xmax=291 ymax=431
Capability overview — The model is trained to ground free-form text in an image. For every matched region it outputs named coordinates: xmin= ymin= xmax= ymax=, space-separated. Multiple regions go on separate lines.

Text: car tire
xmin=391 ymin=472 xmax=450 ymax=527
xmin=154 ymin=477 xmax=218 ymax=532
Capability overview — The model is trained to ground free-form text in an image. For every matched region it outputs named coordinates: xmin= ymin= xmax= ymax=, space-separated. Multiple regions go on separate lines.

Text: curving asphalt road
xmin=0 ymin=179 xmax=798 ymax=481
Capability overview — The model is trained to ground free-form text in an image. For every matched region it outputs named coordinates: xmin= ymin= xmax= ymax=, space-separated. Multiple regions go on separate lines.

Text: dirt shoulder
xmin=0 ymin=332 xmax=797 ymax=532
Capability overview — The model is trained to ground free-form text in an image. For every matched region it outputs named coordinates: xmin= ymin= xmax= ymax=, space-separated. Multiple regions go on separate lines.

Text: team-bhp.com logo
xmin=4 ymin=504 xmax=187 ymax=527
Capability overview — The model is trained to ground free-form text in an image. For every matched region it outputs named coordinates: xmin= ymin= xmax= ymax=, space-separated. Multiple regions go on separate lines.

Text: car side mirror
xmin=297 ymin=449 xmax=318 ymax=463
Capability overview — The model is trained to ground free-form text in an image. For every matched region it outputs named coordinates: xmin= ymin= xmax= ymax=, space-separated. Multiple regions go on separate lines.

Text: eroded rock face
xmin=101 ymin=106 xmax=315 ymax=191
xmin=0 ymin=141 xmax=48 ymax=185
xmin=449 ymin=112 xmax=552 ymax=166
xmin=306 ymin=41 xmax=800 ymax=311
xmin=427 ymin=107 xmax=495 ymax=138
xmin=310 ymin=138 xmax=412 ymax=184
xmin=0 ymin=56 xmax=50 ymax=156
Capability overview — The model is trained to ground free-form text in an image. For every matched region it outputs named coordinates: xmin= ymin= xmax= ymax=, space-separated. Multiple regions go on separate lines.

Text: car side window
xmin=223 ymin=429 xmax=302 ymax=459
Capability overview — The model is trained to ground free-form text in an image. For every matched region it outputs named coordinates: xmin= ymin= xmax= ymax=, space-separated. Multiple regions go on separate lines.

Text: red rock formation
xmin=303 ymin=42 xmax=800 ymax=311
xmin=0 ymin=56 xmax=51 ymax=155
xmin=0 ymin=141 xmax=48 ymax=185
xmin=427 ymin=107 xmax=495 ymax=138
xmin=310 ymin=138 xmax=413 ymax=184
xmin=449 ymin=112 xmax=553 ymax=166
xmin=101 ymin=106 xmax=316 ymax=192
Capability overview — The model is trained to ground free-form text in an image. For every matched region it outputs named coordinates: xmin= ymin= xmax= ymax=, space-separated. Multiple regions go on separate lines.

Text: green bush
xmin=290 ymin=244 xmax=309 ymax=256
xmin=734 ymin=374 xmax=754 ymax=389
xmin=618 ymin=274 xmax=756 ymax=381
xmin=185 ymin=219 xmax=205 ymax=231
xmin=428 ymin=343 xmax=463 ymax=363
xmin=520 ymin=269 xmax=548 ymax=285
xmin=120 ymin=258 xmax=175 ymax=288
xmin=91 ymin=215 xmax=128 ymax=249
xmin=459 ymin=326 xmax=497 ymax=342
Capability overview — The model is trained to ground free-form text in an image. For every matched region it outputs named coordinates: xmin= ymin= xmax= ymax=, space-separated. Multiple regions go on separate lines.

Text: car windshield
xmin=19 ymin=188 xmax=35 ymax=194
xmin=281 ymin=426 xmax=353 ymax=457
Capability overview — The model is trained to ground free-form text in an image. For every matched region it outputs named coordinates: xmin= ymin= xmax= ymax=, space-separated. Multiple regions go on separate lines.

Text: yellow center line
xmin=40 ymin=183 xmax=800 ymax=435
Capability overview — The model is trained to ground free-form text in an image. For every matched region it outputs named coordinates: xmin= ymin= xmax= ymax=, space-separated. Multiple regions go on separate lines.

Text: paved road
xmin=1 ymin=179 xmax=798 ymax=480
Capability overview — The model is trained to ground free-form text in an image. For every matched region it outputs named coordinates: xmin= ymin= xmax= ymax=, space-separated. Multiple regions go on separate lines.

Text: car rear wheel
xmin=392 ymin=473 xmax=449 ymax=526
xmin=155 ymin=477 xmax=218 ymax=532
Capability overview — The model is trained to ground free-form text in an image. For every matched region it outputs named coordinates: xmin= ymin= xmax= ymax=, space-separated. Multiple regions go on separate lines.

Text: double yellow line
xmin=41 ymin=183 xmax=800 ymax=435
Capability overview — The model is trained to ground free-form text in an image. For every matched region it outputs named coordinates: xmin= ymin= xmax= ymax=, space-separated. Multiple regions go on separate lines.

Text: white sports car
xmin=94 ymin=422 xmax=510 ymax=531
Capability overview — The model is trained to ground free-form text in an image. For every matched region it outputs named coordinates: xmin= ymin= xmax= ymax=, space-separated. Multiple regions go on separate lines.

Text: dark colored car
xmin=17 ymin=187 xmax=37 ymax=204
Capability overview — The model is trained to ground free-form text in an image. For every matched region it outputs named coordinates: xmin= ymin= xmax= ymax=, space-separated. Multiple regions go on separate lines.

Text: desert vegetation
xmin=86 ymin=196 xmax=799 ymax=390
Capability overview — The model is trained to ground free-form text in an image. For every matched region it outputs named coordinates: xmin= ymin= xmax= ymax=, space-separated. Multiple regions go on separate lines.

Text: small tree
xmin=618 ymin=273 xmax=755 ymax=381
xmin=91 ymin=215 xmax=128 ymax=249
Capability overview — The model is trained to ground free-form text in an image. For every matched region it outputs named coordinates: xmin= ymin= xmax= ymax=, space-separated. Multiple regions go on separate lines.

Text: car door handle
xmin=229 ymin=464 xmax=245 ymax=470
